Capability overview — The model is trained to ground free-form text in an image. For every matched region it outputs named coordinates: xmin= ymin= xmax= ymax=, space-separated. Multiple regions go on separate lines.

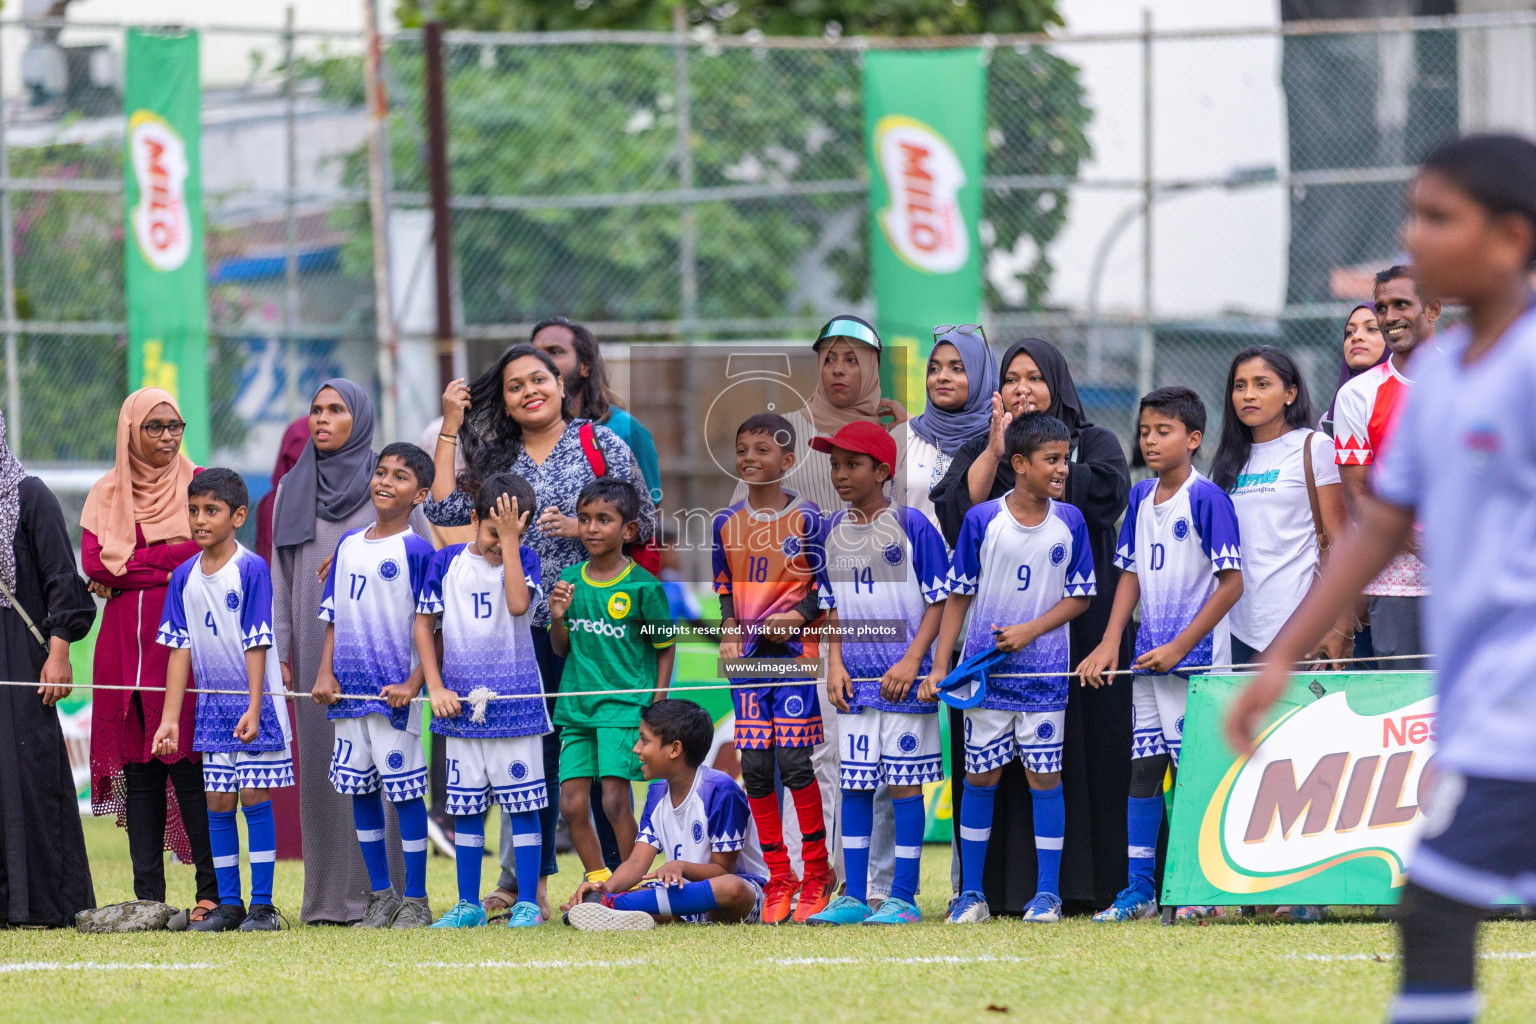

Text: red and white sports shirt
xmin=1333 ymin=358 xmax=1428 ymax=597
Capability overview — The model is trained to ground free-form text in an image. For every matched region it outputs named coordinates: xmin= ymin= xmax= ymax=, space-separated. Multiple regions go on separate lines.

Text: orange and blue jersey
xmin=711 ymin=492 xmax=824 ymax=659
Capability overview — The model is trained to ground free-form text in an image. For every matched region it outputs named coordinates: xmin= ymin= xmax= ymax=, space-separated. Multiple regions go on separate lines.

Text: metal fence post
xmin=674 ymin=5 xmax=702 ymax=547
xmin=1137 ymin=7 xmax=1155 ymax=399
xmin=282 ymin=6 xmax=301 ymax=421
xmin=364 ymin=0 xmax=398 ymax=440
xmin=0 ymin=22 xmax=19 ymax=459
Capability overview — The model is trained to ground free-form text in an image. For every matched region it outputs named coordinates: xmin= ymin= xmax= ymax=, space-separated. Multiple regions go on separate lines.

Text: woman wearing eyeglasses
xmin=81 ymin=388 xmax=220 ymax=920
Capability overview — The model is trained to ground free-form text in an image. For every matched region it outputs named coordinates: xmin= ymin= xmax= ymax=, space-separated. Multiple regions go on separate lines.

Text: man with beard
xmin=1333 ymin=264 xmax=1439 ymax=669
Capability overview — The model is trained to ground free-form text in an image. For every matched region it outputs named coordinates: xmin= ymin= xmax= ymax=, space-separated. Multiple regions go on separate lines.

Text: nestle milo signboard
xmin=1163 ymin=672 xmax=1438 ymax=906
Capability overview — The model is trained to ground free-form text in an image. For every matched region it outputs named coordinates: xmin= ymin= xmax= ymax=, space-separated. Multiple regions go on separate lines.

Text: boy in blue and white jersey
xmin=920 ymin=413 xmax=1097 ymax=926
xmin=1230 ymin=134 xmax=1536 ymax=1024
xmin=313 ymin=443 xmax=437 ymax=928
xmin=152 ymin=468 xmax=293 ymax=933
xmin=1079 ymin=386 xmax=1243 ymax=922
xmin=799 ymin=421 xmax=948 ymax=927
xmin=564 ymin=699 xmax=768 ymax=931
xmin=415 ymin=471 xmax=549 ymax=930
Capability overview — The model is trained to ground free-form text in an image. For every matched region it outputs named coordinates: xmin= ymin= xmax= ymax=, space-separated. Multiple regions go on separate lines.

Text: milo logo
xmin=128 ymin=111 xmax=192 ymax=272
xmin=873 ymin=115 xmax=969 ymax=275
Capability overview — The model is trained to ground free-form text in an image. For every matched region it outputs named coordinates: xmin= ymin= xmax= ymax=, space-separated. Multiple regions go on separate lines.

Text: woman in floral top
xmin=426 ymin=343 xmax=655 ymax=918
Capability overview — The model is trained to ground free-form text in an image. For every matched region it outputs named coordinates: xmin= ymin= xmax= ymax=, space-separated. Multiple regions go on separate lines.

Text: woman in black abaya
xmin=0 ymin=412 xmax=97 ymax=925
xmin=931 ymin=338 xmax=1132 ymax=914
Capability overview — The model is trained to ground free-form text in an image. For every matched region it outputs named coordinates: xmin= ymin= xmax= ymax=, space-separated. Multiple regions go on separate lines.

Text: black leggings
xmin=1399 ymin=882 xmax=1481 ymax=995
xmin=739 ymin=745 xmax=816 ymax=800
xmin=123 ymin=742 xmax=217 ymax=903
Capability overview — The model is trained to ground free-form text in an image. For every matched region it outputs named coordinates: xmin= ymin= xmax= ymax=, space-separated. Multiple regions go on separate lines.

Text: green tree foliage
xmin=5 ymin=142 xmax=247 ymax=463
xmin=313 ymin=0 xmax=1089 ymax=325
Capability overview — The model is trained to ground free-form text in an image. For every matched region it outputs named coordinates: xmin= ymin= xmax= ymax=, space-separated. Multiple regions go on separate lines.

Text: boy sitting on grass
xmin=548 ymin=478 xmax=676 ymax=891
xmin=562 ymin=699 xmax=768 ymax=931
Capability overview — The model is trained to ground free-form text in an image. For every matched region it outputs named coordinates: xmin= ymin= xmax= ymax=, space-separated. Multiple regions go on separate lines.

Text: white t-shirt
xmin=1373 ymin=306 xmax=1536 ymax=780
xmin=1228 ymin=429 xmax=1340 ymax=650
xmin=899 ymin=428 xmax=948 ymax=531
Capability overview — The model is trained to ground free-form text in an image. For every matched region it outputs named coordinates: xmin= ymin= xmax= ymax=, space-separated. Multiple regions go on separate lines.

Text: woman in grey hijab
xmin=271 ymin=379 xmax=429 ymax=923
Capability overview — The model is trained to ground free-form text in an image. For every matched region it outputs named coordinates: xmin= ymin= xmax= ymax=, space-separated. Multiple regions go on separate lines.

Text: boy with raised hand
xmin=802 ymin=421 xmax=948 ymax=927
xmin=414 ymin=471 xmax=549 ymax=930
xmin=153 ymin=468 xmax=294 ymax=933
xmin=919 ymin=413 xmax=1096 ymax=926
xmin=562 ymin=699 xmax=768 ymax=931
xmin=713 ymin=412 xmax=833 ymax=924
xmin=311 ymin=442 xmax=438 ymax=928
xmin=547 ymin=477 xmax=676 ymax=892
xmin=1078 ymin=386 xmax=1243 ymax=923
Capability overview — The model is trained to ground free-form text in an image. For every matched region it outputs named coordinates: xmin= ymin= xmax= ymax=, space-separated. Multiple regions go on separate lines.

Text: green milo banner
xmin=123 ymin=29 xmax=210 ymax=463
xmin=862 ymin=49 xmax=986 ymax=412
xmin=1164 ymin=671 xmax=1438 ymax=906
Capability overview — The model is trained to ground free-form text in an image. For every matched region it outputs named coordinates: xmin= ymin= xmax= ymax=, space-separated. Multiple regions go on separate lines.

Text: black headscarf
xmin=272 ymin=378 xmax=377 ymax=549
xmin=1001 ymin=338 xmax=1092 ymax=444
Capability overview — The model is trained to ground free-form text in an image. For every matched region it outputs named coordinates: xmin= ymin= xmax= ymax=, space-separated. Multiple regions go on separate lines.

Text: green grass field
xmin=3 ymin=817 xmax=1534 ymax=1022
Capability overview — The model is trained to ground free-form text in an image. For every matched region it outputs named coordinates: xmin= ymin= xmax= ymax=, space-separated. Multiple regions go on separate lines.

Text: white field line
xmin=0 ymin=961 xmax=219 ymax=973
xmin=1289 ymin=951 xmax=1536 ymax=963
xmin=0 ymin=954 xmax=1023 ymax=975
xmin=764 ymin=955 xmax=1027 ymax=966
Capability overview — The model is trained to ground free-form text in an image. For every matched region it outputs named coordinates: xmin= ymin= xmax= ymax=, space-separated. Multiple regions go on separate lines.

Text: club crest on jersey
xmin=783 ymin=695 xmax=805 ymax=717
xmin=508 ymin=761 xmax=529 ymax=781
xmin=386 ymin=750 xmax=406 ymax=772
xmin=1173 ymin=517 xmax=1190 ymax=541
xmin=691 ymin=820 xmax=705 ymax=844
xmin=1175 ymin=715 xmax=1185 ymax=736
xmin=882 ymin=544 xmax=904 ymax=567
xmin=898 ymin=732 xmax=919 ymax=754
xmin=607 ymin=591 xmax=632 ymax=619
xmin=224 ymin=590 xmax=240 ymax=612
xmin=1049 ymin=543 xmax=1066 ymax=566
xmin=782 ymin=536 xmax=802 ymax=558
xmin=378 ymin=558 xmax=401 ymax=582
xmin=1035 ymin=719 xmax=1056 ymax=742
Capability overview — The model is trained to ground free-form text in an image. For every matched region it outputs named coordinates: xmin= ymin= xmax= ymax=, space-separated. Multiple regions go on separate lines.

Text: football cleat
xmin=1273 ymin=905 xmax=1328 ymax=923
xmin=792 ymin=871 xmax=837 ymax=924
xmin=1175 ymin=905 xmax=1227 ymax=921
xmin=429 ymin=899 xmax=487 ymax=929
xmin=946 ymin=890 xmax=991 ymax=925
xmin=565 ymin=901 xmax=656 ymax=932
xmin=863 ymin=896 xmax=921 ymax=925
xmin=238 ymin=904 xmax=283 ymax=931
xmin=1093 ymin=886 xmax=1158 ymax=922
xmin=392 ymin=896 xmax=433 ymax=929
xmin=354 ymin=889 xmax=402 ymax=929
xmin=761 ymin=874 xmax=801 ymax=925
xmin=506 ymin=901 xmax=543 ymax=928
xmin=187 ymin=903 xmax=246 ymax=932
xmin=1021 ymin=892 xmax=1062 ymax=923
xmin=804 ymin=894 xmax=870 ymax=926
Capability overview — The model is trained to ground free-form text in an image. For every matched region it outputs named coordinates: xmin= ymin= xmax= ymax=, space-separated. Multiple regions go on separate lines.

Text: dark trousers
xmin=123 ymin=756 xmax=218 ymax=904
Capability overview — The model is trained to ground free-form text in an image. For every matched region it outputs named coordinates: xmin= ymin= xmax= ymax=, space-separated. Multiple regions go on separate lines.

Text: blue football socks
xmin=891 ymin=793 xmax=926 ymax=904
xmin=352 ymin=790 xmax=391 ymax=893
xmin=242 ymin=799 xmax=277 ymax=906
xmin=840 ymin=788 xmax=874 ymax=904
xmin=208 ymin=808 xmax=242 ymax=906
xmin=454 ymin=812 xmax=486 ymax=905
xmin=612 ymin=880 xmax=719 ymax=919
xmin=507 ymin=809 xmax=543 ymax=901
xmin=396 ymin=797 xmax=429 ymax=900
xmin=1127 ymin=795 xmax=1164 ymax=898
xmin=1031 ymin=783 xmax=1065 ymax=896
xmin=959 ymin=779 xmax=998 ymax=894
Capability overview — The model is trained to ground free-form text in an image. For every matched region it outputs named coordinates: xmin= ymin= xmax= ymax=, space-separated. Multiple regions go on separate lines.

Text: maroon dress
xmin=83 ymin=523 xmax=200 ymax=858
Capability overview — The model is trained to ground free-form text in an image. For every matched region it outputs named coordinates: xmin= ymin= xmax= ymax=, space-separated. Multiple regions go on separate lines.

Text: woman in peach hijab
xmin=81 ymin=388 xmax=218 ymax=919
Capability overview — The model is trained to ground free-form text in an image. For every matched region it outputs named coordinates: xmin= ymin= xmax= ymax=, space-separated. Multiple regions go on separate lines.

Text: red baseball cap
xmin=809 ymin=420 xmax=897 ymax=475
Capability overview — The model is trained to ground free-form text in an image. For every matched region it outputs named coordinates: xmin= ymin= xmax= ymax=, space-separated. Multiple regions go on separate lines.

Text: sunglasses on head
xmin=933 ymin=324 xmax=984 ymax=339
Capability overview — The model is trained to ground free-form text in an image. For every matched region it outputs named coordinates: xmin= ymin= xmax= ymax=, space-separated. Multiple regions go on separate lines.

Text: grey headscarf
xmin=272 ymin=378 xmax=377 ymax=549
xmin=0 ymin=412 xmax=23 ymax=607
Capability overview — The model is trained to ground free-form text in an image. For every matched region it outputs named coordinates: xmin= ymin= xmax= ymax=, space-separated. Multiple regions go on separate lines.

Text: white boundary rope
xmin=20 ymin=653 xmax=1434 ymax=703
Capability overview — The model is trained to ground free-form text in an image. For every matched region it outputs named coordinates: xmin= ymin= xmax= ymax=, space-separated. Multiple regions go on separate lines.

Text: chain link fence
xmin=0 ymin=10 xmax=1528 ymax=520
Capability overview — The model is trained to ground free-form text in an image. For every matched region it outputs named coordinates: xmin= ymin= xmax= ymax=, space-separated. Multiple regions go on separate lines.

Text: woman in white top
xmin=1210 ymin=345 xmax=1355 ymax=667
xmin=902 ymin=325 xmax=998 ymax=531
